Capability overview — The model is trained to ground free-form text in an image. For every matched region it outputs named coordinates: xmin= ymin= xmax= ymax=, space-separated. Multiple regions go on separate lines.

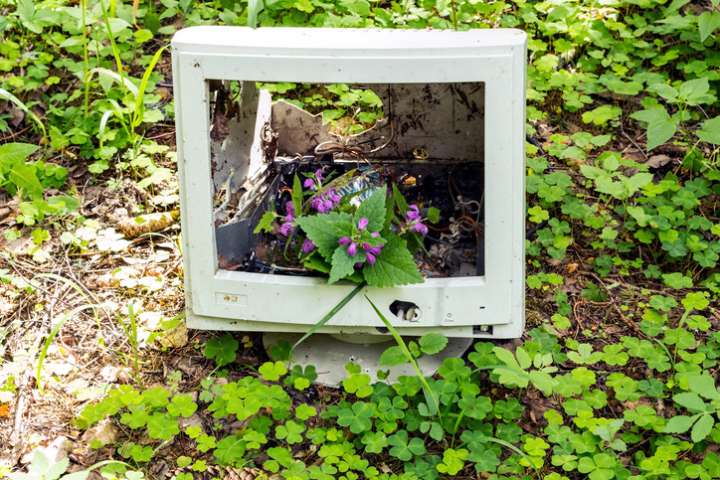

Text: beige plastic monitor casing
xmin=172 ymin=26 xmax=526 ymax=338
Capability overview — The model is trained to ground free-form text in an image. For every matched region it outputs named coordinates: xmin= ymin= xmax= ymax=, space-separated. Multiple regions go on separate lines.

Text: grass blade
xmin=36 ymin=304 xmax=103 ymax=393
xmin=88 ymin=67 xmax=139 ymax=96
xmin=98 ymin=109 xmax=114 ymax=145
xmin=290 ymin=282 xmax=365 ymax=354
xmin=247 ymin=0 xmax=264 ymax=28
xmin=132 ymin=45 xmax=167 ymax=129
xmin=365 ymin=295 xmax=440 ymax=415
xmin=0 ymin=87 xmax=47 ymax=139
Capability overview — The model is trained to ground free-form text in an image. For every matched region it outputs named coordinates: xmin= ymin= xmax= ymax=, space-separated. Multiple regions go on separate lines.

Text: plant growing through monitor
xmin=253 ymin=167 xmax=442 ymax=354
xmin=254 ymin=169 xmax=440 ymax=288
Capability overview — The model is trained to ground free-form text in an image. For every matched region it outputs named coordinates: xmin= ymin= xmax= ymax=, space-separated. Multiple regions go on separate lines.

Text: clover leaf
xmin=337 ymin=401 xmax=375 ymax=434
xmin=388 ymin=430 xmax=426 ymax=461
xmin=203 ymin=334 xmax=239 ymax=367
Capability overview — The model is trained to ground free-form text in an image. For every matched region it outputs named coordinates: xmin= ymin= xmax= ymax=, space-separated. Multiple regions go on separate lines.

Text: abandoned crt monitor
xmin=171 ymin=27 xmax=526 ymax=340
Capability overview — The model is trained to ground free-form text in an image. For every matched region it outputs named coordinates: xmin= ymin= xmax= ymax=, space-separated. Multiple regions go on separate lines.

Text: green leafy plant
xmin=8 ymin=448 xmax=129 ymax=480
xmin=0 ymin=143 xmax=78 ymax=225
xmin=258 ymin=178 xmax=431 ymax=287
xmin=665 ymin=373 xmax=720 ymax=442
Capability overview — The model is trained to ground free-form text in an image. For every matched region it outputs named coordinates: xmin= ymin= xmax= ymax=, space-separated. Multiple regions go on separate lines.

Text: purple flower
xmin=357 ymin=217 xmax=369 ymax=230
xmin=310 ymin=192 xmax=338 ymax=213
xmin=284 ymin=202 xmax=295 ymax=222
xmin=303 ymin=178 xmax=316 ymax=190
xmin=347 ymin=242 xmax=357 ymax=257
xmin=311 ymin=196 xmax=331 ymax=213
xmin=314 ymin=168 xmax=324 ymax=182
xmin=412 ymin=222 xmax=428 ymax=236
xmin=327 ymin=189 xmax=341 ymax=203
xmin=354 ymin=262 xmax=364 ymax=269
xmin=302 ymin=238 xmax=315 ymax=253
xmin=362 ymin=242 xmax=383 ymax=259
xmin=278 ymin=222 xmax=293 ymax=237
xmin=338 ymin=236 xmax=352 ymax=246
xmin=366 ymin=253 xmax=376 ymax=265
xmin=406 ymin=204 xmax=421 ymax=221
xmin=371 ymin=231 xmax=380 ymax=238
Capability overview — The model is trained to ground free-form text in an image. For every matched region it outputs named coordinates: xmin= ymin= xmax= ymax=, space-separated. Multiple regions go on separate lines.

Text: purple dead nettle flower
xmin=310 ymin=188 xmax=342 ymax=213
xmin=285 ymin=201 xmax=295 ymax=222
xmin=412 ymin=222 xmax=429 ymax=236
xmin=327 ymin=189 xmax=341 ymax=203
xmin=405 ymin=203 xmax=428 ymax=236
xmin=302 ymin=238 xmax=315 ymax=253
xmin=303 ymin=177 xmax=316 ymax=190
xmin=406 ymin=204 xmax=421 ymax=221
xmin=311 ymin=195 xmax=334 ymax=213
xmin=278 ymin=222 xmax=294 ymax=237
xmin=339 ymin=236 xmax=360 ymax=258
xmin=364 ymin=244 xmax=383 ymax=256
xmin=276 ymin=202 xmax=295 ymax=237
xmin=357 ymin=217 xmax=369 ymax=230
xmin=361 ymin=241 xmax=384 ymax=265
xmin=303 ymin=168 xmax=325 ymax=191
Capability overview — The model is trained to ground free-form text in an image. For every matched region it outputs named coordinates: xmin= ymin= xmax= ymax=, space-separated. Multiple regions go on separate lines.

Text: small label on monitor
xmin=216 ymin=293 xmax=248 ymax=306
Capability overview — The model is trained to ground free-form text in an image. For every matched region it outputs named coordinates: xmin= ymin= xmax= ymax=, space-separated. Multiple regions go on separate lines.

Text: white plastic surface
xmin=172 ymin=27 xmax=526 ymax=339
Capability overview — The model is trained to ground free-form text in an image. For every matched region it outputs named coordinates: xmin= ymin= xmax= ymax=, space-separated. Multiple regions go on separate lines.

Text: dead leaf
xmin=646 ymin=154 xmax=672 ymax=169
xmin=117 ymin=210 xmax=179 ymax=238
xmin=0 ymin=403 xmax=10 ymax=418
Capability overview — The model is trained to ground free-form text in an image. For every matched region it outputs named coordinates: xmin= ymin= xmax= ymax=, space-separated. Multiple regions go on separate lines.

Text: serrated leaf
xmin=328 ymin=246 xmax=356 ymax=284
xmin=296 ymin=212 xmax=353 ymax=260
xmin=419 ymin=333 xmax=448 ymax=355
xmin=355 ymin=188 xmax=386 ymax=232
xmin=362 ymin=234 xmax=422 ymax=287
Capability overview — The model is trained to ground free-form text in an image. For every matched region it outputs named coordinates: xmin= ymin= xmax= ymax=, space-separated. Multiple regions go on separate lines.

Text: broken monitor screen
xmin=209 ymin=81 xmax=485 ymax=279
